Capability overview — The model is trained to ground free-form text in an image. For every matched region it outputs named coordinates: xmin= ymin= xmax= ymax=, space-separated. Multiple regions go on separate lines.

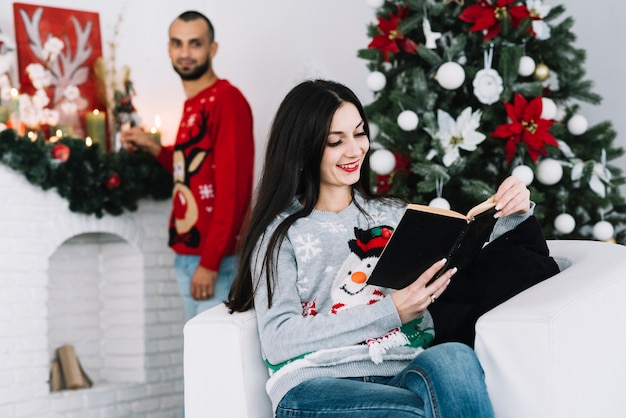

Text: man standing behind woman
xmin=122 ymin=11 xmax=254 ymax=320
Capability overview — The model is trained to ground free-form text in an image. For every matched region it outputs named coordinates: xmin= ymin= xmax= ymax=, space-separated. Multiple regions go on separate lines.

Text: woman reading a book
xmin=227 ymin=80 xmax=534 ymax=418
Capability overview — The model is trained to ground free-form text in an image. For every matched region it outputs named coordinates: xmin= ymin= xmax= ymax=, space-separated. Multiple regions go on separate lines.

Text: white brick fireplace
xmin=0 ymin=164 xmax=185 ymax=417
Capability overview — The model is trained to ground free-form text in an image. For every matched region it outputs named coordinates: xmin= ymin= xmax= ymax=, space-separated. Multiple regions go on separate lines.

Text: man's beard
xmin=173 ymin=58 xmax=210 ymax=81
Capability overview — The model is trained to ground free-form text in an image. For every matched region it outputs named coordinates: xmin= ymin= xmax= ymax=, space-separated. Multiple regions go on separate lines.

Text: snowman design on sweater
xmin=302 ymin=225 xmax=434 ymax=364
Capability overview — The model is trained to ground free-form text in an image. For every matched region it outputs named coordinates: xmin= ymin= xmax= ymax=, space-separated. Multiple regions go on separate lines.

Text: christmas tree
xmin=358 ymin=0 xmax=626 ymax=244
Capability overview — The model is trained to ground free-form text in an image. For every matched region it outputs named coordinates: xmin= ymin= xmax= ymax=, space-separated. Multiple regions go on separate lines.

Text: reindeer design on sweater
xmin=169 ymin=106 xmax=212 ymax=249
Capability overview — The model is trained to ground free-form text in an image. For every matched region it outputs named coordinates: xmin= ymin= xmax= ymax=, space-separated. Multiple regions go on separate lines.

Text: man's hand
xmin=190 ymin=265 xmax=218 ymax=300
xmin=120 ymin=126 xmax=162 ymax=157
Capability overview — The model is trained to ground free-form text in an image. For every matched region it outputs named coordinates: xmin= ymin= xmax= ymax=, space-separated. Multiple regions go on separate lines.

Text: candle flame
xmin=85 ymin=136 xmax=93 ymax=147
xmin=93 ymin=109 xmax=100 ymax=116
xmin=10 ymin=88 xmax=18 ymax=98
xmin=27 ymin=131 xmax=37 ymax=142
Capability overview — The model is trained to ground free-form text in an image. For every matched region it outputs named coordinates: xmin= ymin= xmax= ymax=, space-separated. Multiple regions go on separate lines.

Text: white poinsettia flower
xmin=571 ymin=159 xmax=611 ymax=198
xmin=527 ymin=0 xmax=552 ymax=40
xmin=434 ymin=107 xmax=486 ymax=167
xmin=42 ymin=36 xmax=64 ymax=62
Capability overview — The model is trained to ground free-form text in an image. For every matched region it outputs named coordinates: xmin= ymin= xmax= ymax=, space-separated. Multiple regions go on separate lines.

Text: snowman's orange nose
xmin=351 ymin=271 xmax=367 ymax=284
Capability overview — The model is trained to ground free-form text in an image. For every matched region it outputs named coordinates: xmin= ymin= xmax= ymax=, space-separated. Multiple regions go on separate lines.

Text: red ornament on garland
xmin=51 ymin=143 xmax=70 ymax=162
xmin=105 ymin=172 xmax=121 ymax=189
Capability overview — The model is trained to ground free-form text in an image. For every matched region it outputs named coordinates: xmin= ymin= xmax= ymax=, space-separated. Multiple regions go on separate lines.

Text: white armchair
xmin=184 ymin=240 xmax=626 ymax=418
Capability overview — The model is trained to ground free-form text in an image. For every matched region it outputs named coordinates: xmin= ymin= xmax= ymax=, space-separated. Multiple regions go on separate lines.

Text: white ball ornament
xmin=366 ymin=71 xmax=387 ymax=92
xmin=369 ymin=123 xmax=380 ymax=140
xmin=429 ymin=197 xmax=451 ymax=210
xmin=567 ymin=114 xmax=588 ymax=136
xmin=518 ymin=56 xmax=536 ymax=77
xmin=593 ymin=220 xmax=614 ymax=241
xmin=512 ymin=165 xmax=534 ymax=186
xmin=540 ymin=98 xmax=557 ymax=120
xmin=397 ymin=110 xmax=419 ymax=131
xmin=554 ymin=213 xmax=576 ymax=235
xmin=436 ymin=62 xmax=465 ymax=90
xmin=367 ymin=0 xmax=385 ymax=8
xmin=536 ymin=158 xmax=563 ymax=185
xmin=369 ymin=149 xmax=396 ymax=175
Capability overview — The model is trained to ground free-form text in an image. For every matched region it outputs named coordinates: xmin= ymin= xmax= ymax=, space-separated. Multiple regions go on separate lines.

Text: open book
xmin=368 ymin=198 xmax=498 ymax=290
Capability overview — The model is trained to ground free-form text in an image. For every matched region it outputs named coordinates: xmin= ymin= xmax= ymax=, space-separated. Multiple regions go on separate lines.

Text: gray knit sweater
xmin=252 ymin=192 xmax=532 ymax=414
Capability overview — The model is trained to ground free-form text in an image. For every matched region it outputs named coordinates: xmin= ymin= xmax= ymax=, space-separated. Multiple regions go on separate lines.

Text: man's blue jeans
xmin=276 ymin=342 xmax=494 ymax=418
xmin=174 ymin=254 xmax=237 ymax=320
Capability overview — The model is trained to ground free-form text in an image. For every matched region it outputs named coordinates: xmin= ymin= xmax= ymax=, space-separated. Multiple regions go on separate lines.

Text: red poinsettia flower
xmin=491 ymin=93 xmax=558 ymax=162
xmin=459 ymin=0 xmax=531 ymax=41
xmin=368 ymin=6 xmax=418 ymax=62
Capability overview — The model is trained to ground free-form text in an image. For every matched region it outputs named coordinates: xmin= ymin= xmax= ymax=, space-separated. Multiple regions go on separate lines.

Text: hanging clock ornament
xmin=536 ymin=158 xmax=563 ymax=185
xmin=367 ymin=0 xmax=385 ymax=8
xmin=367 ymin=71 xmax=387 ymax=92
xmin=429 ymin=178 xmax=450 ymax=210
xmin=554 ymin=213 xmax=576 ymax=235
xmin=518 ymin=55 xmax=536 ymax=77
xmin=473 ymin=45 xmax=503 ymax=105
xmin=370 ymin=148 xmax=396 ymax=175
xmin=593 ymin=220 xmax=614 ymax=241
xmin=397 ymin=110 xmax=419 ymax=131
xmin=436 ymin=61 xmax=465 ymax=90
xmin=533 ymin=62 xmax=550 ymax=81
xmin=511 ymin=164 xmax=534 ymax=186
xmin=540 ymin=97 xmax=557 ymax=120
xmin=567 ymin=114 xmax=588 ymax=135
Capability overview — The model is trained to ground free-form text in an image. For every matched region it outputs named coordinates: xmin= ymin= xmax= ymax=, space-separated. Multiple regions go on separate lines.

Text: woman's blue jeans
xmin=276 ymin=342 xmax=494 ymax=418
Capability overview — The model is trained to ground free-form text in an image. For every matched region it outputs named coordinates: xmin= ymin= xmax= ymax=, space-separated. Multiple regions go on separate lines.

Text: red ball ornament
xmin=105 ymin=172 xmax=121 ymax=189
xmin=51 ymin=143 xmax=70 ymax=162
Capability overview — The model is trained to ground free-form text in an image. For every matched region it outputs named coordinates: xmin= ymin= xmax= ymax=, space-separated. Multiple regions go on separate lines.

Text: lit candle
xmin=0 ymin=106 xmax=8 ymax=124
xmin=150 ymin=114 xmax=161 ymax=144
xmin=85 ymin=109 xmax=106 ymax=153
xmin=10 ymin=88 xmax=19 ymax=113
xmin=85 ymin=136 xmax=93 ymax=147
xmin=9 ymin=88 xmax=20 ymax=132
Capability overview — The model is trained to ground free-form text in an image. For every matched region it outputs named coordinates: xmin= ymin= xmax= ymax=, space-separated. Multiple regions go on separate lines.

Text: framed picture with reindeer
xmin=13 ymin=3 xmax=105 ymax=139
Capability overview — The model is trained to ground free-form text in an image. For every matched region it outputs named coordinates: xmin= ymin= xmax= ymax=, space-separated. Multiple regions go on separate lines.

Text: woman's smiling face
xmin=319 ymin=102 xmax=370 ymax=193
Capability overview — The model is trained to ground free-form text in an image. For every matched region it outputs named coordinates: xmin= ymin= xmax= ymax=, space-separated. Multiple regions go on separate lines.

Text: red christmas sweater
xmin=156 ymin=79 xmax=254 ymax=271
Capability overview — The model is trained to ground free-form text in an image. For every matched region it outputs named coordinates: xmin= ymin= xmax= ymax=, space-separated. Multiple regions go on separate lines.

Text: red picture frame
xmin=13 ymin=3 xmax=105 ymax=139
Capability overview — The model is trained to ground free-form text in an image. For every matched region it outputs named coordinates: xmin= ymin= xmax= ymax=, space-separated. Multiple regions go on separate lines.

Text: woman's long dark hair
xmin=227 ymin=80 xmax=389 ymax=312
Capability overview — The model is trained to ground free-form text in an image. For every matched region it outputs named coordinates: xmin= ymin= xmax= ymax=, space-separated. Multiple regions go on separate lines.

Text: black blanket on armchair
xmin=428 ymin=216 xmax=560 ymax=347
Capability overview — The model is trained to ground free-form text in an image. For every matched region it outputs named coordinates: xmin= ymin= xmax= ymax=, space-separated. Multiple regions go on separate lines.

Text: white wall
xmin=1 ymin=0 xmax=624 ymax=179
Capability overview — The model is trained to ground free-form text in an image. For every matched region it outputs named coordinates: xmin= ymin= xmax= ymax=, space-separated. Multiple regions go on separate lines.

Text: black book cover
xmin=368 ymin=204 xmax=498 ymax=289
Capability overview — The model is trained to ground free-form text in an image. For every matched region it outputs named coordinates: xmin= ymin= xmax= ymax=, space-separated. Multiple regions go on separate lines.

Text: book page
xmin=406 ymin=196 xmax=496 ymax=221
xmin=467 ymin=198 xmax=496 ymax=219
xmin=405 ymin=203 xmax=466 ymax=220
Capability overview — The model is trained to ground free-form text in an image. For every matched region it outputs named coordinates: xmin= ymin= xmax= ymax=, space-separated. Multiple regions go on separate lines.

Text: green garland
xmin=0 ymin=128 xmax=172 ymax=217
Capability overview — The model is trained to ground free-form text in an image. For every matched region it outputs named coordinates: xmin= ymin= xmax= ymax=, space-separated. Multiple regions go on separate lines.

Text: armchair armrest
xmin=183 ymin=303 xmax=273 ymax=418
xmin=475 ymin=240 xmax=626 ymax=418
